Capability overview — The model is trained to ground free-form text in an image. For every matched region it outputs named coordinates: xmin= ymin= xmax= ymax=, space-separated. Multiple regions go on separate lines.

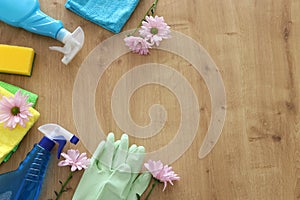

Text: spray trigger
xmin=53 ymin=137 xmax=67 ymax=159
xmin=38 ymin=124 xmax=79 ymax=159
xmin=49 ymin=26 xmax=84 ymax=65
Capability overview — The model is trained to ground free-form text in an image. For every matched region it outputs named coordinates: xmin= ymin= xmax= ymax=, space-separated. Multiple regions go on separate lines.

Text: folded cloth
xmin=0 ymin=81 xmax=38 ymax=107
xmin=65 ymin=0 xmax=140 ymax=33
xmin=0 ymin=81 xmax=39 ymax=163
xmin=0 ymin=86 xmax=40 ymax=164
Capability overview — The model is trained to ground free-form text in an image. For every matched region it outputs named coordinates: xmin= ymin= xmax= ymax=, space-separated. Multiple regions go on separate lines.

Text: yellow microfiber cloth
xmin=0 ymin=86 xmax=40 ymax=164
xmin=0 ymin=44 xmax=35 ymax=76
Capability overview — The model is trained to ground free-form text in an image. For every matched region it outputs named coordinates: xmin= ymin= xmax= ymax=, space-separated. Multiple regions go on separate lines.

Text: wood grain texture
xmin=0 ymin=0 xmax=300 ymax=199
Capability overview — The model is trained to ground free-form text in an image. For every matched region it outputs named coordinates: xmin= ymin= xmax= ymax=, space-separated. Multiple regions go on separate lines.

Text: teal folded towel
xmin=65 ymin=0 xmax=140 ymax=33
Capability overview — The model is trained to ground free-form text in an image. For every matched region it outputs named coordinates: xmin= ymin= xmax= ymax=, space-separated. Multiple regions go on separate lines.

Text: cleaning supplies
xmin=0 ymin=0 xmax=84 ymax=65
xmin=0 ymin=81 xmax=39 ymax=163
xmin=65 ymin=0 xmax=140 ymax=33
xmin=0 ymin=124 xmax=79 ymax=200
xmin=73 ymin=133 xmax=151 ymax=200
xmin=0 ymin=86 xmax=40 ymax=164
xmin=0 ymin=45 xmax=35 ymax=76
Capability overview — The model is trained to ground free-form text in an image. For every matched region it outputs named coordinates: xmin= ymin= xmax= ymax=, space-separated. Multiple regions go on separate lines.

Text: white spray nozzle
xmin=49 ymin=26 xmax=84 ymax=65
xmin=38 ymin=124 xmax=79 ymax=158
xmin=38 ymin=123 xmax=79 ymax=143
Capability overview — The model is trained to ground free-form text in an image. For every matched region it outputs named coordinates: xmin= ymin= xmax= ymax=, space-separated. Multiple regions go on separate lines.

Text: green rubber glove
xmin=72 ymin=133 xmax=151 ymax=200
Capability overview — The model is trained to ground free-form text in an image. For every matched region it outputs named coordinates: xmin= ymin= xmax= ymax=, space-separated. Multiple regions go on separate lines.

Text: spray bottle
xmin=0 ymin=0 xmax=84 ymax=65
xmin=0 ymin=124 xmax=79 ymax=200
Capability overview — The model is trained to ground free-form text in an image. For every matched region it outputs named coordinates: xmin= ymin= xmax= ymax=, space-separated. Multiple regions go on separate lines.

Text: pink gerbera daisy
xmin=0 ymin=90 xmax=33 ymax=129
xmin=144 ymin=160 xmax=180 ymax=191
xmin=58 ymin=149 xmax=90 ymax=172
xmin=124 ymin=36 xmax=152 ymax=55
xmin=139 ymin=15 xmax=171 ymax=46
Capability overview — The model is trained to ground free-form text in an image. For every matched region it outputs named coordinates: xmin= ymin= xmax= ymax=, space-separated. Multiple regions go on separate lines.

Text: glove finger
xmin=126 ymin=145 xmax=145 ymax=173
xmin=99 ymin=132 xmax=115 ymax=169
xmin=114 ymin=139 xmax=121 ymax=148
xmin=112 ymin=134 xmax=129 ymax=169
xmin=90 ymin=140 xmax=105 ymax=166
xmin=128 ymin=144 xmax=137 ymax=153
xmin=123 ymin=145 xmax=146 ymax=198
xmin=127 ymin=172 xmax=152 ymax=200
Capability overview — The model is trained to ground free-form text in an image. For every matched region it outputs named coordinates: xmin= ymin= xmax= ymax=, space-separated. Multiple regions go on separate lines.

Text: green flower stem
xmin=142 ymin=0 xmax=159 ymax=21
xmin=130 ymin=0 xmax=159 ymax=35
xmin=55 ymin=171 xmax=74 ymax=200
xmin=144 ymin=178 xmax=160 ymax=200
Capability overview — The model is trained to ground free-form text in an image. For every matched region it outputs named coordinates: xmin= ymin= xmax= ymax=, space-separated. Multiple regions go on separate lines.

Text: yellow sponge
xmin=0 ymin=44 xmax=35 ymax=76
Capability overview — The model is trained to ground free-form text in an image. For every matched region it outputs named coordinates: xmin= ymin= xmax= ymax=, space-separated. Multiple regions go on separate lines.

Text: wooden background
xmin=1 ymin=0 xmax=300 ymax=199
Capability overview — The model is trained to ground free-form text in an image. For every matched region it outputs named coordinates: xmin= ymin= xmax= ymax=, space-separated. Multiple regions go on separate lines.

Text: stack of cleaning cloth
xmin=0 ymin=81 xmax=40 ymax=164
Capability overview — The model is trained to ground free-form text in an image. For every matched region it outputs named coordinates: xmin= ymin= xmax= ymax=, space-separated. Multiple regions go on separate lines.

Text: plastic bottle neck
xmin=38 ymin=137 xmax=55 ymax=152
xmin=56 ymin=28 xmax=71 ymax=43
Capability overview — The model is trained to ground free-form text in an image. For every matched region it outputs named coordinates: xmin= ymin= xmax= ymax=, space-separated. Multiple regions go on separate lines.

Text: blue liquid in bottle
xmin=0 ymin=143 xmax=51 ymax=200
xmin=0 ymin=124 xmax=79 ymax=200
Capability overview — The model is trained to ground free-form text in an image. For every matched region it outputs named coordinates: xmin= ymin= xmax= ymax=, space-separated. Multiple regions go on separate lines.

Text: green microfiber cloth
xmin=0 ymin=81 xmax=38 ymax=162
xmin=0 ymin=81 xmax=38 ymax=107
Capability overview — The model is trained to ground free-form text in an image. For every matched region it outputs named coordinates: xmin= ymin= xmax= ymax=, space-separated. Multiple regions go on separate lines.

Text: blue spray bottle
xmin=0 ymin=124 xmax=79 ymax=200
xmin=0 ymin=0 xmax=84 ymax=65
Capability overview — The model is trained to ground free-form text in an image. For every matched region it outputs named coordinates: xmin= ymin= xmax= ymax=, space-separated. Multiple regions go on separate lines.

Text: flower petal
xmin=0 ymin=90 xmax=33 ymax=129
xmin=58 ymin=149 xmax=90 ymax=172
xmin=144 ymin=160 xmax=179 ymax=191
